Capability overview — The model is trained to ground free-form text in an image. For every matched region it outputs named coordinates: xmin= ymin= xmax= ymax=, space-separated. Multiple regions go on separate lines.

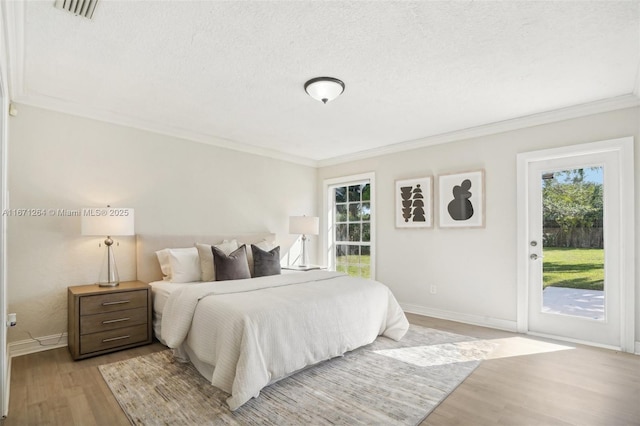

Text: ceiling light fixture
xmin=304 ymin=77 xmax=345 ymax=104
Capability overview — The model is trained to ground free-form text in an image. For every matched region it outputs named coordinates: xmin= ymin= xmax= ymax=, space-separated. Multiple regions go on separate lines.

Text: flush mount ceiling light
xmin=304 ymin=77 xmax=345 ymax=104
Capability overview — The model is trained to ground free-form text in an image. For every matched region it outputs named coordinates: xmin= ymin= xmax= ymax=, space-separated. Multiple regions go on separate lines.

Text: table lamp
xmin=81 ymin=207 xmax=135 ymax=286
xmin=289 ymin=215 xmax=319 ymax=267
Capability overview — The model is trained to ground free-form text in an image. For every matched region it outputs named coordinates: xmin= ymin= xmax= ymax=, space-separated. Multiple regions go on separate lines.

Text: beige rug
xmin=99 ymin=325 xmax=496 ymax=425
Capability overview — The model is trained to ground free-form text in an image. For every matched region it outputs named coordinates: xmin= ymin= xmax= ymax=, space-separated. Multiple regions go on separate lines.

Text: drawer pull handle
xmin=102 ymin=317 xmax=130 ymax=324
xmin=102 ymin=300 xmax=130 ymax=306
xmin=102 ymin=335 xmax=130 ymax=343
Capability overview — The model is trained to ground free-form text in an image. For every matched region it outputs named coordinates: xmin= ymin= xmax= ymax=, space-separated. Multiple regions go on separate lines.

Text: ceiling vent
xmin=54 ymin=0 xmax=98 ymax=19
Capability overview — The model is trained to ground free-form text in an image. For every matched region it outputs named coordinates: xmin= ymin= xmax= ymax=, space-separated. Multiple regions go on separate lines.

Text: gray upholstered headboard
xmin=136 ymin=233 xmax=277 ymax=283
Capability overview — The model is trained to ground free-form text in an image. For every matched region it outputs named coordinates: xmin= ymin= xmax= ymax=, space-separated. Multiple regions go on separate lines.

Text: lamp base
xmin=98 ymin=281 xmax=120 ymax=287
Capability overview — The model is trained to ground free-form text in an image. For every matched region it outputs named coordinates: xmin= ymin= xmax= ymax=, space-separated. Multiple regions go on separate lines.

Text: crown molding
xmin=317 ymin=94 xmax=640 ymax=167
xmin=15 ymin=92 xmax=639 ymax=170
xmin=14 ymin=94 xmax=318 ymax=167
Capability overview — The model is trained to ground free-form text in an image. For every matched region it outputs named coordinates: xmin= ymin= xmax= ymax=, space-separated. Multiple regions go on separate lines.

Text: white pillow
xmin=168 ymin=247 xmax=201 ymax=283
xmin=195 ymin=240 xmax=238 ymax=281
xmin=155 ymin=249 xmax=172 ymax=280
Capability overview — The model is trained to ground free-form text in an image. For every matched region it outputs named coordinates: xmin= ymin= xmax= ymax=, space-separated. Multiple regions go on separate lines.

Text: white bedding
xmin=161 ymin=270 xmax=409 ymax=410
xmin=148 ymin=281 xmax=188 ymax=344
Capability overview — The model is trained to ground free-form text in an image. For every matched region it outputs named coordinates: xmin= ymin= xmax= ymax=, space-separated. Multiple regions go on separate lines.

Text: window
xmin=324 ymin=173 xmax=374 ymax=279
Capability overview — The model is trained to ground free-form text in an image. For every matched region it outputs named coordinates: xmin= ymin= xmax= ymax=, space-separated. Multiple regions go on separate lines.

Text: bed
xmin=137 ymin=233 xmax=409 ymax=411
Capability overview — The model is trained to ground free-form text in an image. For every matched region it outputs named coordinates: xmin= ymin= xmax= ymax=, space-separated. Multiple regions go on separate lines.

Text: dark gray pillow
xmin=212 ymin=244 xmax=251 ymax=281
xmin=251 ymin=244 xmax=281 ymax=278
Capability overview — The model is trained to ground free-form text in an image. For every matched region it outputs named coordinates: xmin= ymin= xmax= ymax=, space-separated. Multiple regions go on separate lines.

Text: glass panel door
xmin=527 ymin=152 xmax=621 ymax=348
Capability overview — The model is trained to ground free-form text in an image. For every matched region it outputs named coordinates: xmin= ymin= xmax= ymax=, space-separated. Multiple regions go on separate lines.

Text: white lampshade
xmin=81 ymin=208 xmax=135 ymax=236
xmin=289 ymin=216 xmax=319 ymax=236
xmin=304 ymin=77 xmax=345 ymax=104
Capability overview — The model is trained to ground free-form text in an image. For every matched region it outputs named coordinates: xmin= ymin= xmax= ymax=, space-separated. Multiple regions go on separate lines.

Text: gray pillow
xmin=212 ymin=245 xmax=251 ymax=281
xmin=251 ymin=244 xmax=281 ymax=278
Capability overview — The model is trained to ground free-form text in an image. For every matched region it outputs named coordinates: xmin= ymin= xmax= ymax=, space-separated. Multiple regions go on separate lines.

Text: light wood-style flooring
xmin=2 ymin=314 xmax=639 ymax=425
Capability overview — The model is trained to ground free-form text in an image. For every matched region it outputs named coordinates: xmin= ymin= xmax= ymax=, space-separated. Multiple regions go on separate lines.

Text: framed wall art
xmin=395 ymin=177 xmax=433 ymax=228
xmin=438 ymin=170 xmax=485 ymax=228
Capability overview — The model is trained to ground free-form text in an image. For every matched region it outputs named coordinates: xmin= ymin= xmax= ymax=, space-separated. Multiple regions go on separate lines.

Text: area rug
xmin=99 ymin=325 xmax=496 ymax=425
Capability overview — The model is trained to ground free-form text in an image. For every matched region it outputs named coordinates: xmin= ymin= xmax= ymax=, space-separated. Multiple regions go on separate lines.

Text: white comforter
xmin=161 ymin=270 xmax=409 ymax=410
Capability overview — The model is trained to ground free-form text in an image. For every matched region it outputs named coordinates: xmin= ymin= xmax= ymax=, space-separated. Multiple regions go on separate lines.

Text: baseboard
xmin=8 ymin=333 xmax=68 ymax=358
xmin=635 ymin=341 xmax=640 ymax=355
xmin=401 ymin=303 xmax=518 ymax=332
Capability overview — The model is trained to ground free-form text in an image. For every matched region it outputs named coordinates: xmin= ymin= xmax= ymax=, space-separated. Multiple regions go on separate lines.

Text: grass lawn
xmin=336 ymin=255 xmax=371 ymax=278
xmin=543 ymin=247 xmax=604 ymax=291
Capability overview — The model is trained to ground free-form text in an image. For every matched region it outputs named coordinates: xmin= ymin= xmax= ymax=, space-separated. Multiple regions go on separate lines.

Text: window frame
xmin=322 ymin=172 xmax=375 ymax=279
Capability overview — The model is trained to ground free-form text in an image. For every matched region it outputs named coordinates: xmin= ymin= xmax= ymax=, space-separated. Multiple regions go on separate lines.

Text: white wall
xmin=318 ymin=107 xmax=640 ymax=340
xmin=6 ymin=104 xmax=317 ymax=344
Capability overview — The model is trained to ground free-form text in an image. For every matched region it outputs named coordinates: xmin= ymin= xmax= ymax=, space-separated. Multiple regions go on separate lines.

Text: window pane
xmin=348 ymin=245 xmax=360 ymax=264
xmin=348 ymin=185 xmax=361 ymax=202
xmin=362 ymin=223 xmax=370 ymax=242
xmin=362 ymin=184 xmax=370 ymax=201
xmin=336 ymin=204 xmax=347 ymax=222
xmin=361 ymin=245 xmax=370 ymax=257
xmin=348 ymin=203 xmax=361 ymax=221
xmin=336 ymin=224 xmax=348 ymax=242
xmin=361 ymin=265 xmax=371 ymax=278
xmin=361 ymin=202 xmax=370 ymax=220
xmin=336 ymin=244 xmax=348 ymax=259
xmin=348 ymin=224 xmax=361 ymax=242
xmin=336 ymin=264 xmax=348 ymax=273
xmin=335 ymin=187 xmax=347 ymax=203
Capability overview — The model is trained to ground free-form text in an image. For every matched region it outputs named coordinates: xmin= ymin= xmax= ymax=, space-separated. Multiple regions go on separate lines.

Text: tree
xmin=542 ymin=168 xmax=603 ymax=247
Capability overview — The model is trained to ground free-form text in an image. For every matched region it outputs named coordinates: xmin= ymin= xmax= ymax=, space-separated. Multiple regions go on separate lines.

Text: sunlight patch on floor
xmin=485 ymin=336 xmax=574 ymax=360
xmin=373 ymin=336 xmax=575 ymax=367
xmin=373 ymin=340 xmax=497 ymax=367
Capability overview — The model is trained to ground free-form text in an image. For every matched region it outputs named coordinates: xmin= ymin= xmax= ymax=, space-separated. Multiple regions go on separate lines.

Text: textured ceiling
xmin=5 ymin=1 xmax=640 ymax=165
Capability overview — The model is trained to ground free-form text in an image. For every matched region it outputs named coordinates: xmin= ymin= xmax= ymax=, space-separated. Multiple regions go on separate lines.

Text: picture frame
xmin=395 ymin=177 xmax=433 ymax=228
xmin=438 ymin=170 xmax=485 ymax=228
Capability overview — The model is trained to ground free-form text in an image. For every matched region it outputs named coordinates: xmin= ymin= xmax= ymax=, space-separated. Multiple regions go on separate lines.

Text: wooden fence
xmin=543 ymin=227 xmax=603 ymax=248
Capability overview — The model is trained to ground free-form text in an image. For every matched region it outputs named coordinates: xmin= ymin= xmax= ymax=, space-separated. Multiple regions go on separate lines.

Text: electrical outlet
xmin=7 ymin=313 xmax=16 ymax=327
xmin=430 ymin=285 xmax=437 ymax=295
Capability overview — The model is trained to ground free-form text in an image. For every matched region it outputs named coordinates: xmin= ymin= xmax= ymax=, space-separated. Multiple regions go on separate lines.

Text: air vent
xmin=54 ymin=0 xmax=98 ymax=19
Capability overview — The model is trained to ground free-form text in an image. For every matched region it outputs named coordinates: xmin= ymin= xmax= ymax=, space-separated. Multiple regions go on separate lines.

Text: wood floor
xmin=2 ymin=314 xmax=639 ymax=425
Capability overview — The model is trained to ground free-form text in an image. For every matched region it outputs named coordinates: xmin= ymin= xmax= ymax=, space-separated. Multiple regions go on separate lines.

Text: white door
xmin=517 ymin=138 xmax=635 ymax=352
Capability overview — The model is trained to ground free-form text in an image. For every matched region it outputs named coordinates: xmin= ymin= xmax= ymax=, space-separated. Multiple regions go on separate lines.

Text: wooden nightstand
xmin=67 ymin=280 xmax=152 ymax=360
xmin=282 ymin=265 xmax=325 ymax=271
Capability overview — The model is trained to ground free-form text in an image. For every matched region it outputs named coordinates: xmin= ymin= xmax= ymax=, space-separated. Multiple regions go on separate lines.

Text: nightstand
xmin=67 ymin=280 xmax=152 ymax=360
xmin=282 ymin=265 xmax=325 ymax=271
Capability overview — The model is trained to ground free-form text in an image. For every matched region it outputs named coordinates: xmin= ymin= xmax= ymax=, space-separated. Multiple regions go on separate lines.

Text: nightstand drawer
xmin=80 ymin=307 xmax=148 ymax=335
xmin=80 ymin=324 xmax=149 ymax=354
xmin=80 ymin=289 xmax=147 ymax=315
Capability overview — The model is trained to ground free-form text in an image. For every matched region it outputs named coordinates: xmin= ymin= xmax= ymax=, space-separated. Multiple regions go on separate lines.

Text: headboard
xmin=136 ymin=233 xmax=277 ymax=283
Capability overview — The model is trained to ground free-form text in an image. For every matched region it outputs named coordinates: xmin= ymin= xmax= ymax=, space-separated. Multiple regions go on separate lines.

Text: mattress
xmin=148 ymin=280 xmax=188 ymax=344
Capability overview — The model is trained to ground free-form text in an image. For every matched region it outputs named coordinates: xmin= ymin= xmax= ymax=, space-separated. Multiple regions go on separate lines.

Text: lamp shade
xmin=289 ymin=216 xmax=319 ymax=235
xmin=304 ymin=77 xmax=345 ymax=104
xmin=81 ymin=208 xmax=135 ymax=236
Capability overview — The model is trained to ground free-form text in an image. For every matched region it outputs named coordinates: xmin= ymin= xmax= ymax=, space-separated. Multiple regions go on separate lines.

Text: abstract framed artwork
xmin=395 ymin=177 xmax=433 ymax=228
xmin=438 ymin=170 xmax=485 ymax=228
